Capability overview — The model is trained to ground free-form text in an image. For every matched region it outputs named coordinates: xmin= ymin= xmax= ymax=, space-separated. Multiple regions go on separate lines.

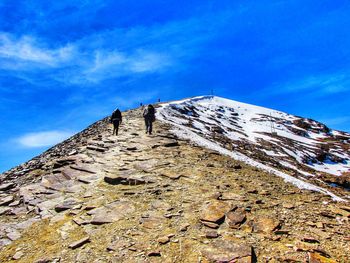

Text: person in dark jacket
xmin=143 ymin=105 xmax=155 ymax=135
xmin=110 ymin=108 xmax=122 ymax=135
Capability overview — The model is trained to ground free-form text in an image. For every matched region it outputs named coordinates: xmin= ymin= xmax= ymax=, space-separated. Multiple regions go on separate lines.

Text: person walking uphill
xmin=143 ymin=104 xmax=156 ymax=135
xmin=110 ymin=108 xmax=122 ymax=135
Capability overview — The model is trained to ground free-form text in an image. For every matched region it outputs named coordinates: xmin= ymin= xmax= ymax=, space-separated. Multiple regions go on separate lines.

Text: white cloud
xmin=0 ymin=32 xmax=173 ymax=84
xmin=81 ymin=49 xmax=171 ymax=83
xmin=16 ymin=130 xmax=74 ymax=148
xmin=0 ymin=33 xmax=75 ymax=68
xmin=128 ymin=51 xmax=170 ymax=73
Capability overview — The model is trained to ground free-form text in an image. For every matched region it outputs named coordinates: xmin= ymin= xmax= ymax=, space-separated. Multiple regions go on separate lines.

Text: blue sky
xmin=1 ymin=0 xmax=350 ymax=172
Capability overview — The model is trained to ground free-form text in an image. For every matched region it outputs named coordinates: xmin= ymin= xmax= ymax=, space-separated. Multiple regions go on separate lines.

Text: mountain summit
xmin=158 ymin=96 xmax=350 ymax=197
xmin=0 ymin=96 xmax=349 ymax=262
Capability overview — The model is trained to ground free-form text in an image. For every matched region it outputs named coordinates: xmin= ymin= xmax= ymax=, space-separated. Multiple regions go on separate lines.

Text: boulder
xmin=253 ymin=217 xmax=280 ymax=234
xmin=200 ymin=201 xmax=232 ymax=224
xmin=226 ymin=209 xmax=246 ymax=229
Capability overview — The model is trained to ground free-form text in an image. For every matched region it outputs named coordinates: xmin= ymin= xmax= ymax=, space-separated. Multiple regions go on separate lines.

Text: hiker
xmin=143 ymin=104 xmax=156 ymax=135
xmin=110 ymin=108 xmax=122 ymax=135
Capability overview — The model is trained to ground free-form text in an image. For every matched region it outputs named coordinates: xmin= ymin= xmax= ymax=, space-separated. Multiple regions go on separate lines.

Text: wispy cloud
xmin=81 ymin=49 xmax=172 ymax=83
xmin=0 ymin=32 xmax=174 ymax=84
xmin=0 ymin=8 xmax=232 ymax=86
xmin=16 ymin=130 xmax=74 ymax=148
xmin=0 ymin=33 xmax=75 ymax=68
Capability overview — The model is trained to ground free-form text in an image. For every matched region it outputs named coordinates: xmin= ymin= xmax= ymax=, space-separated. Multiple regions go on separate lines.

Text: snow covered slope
xmin=157 ymin=96 xmax=350 ymax=200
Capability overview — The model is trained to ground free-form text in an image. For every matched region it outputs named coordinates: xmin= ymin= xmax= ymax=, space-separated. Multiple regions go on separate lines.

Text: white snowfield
xmin=157 ymin=95 xmax=350 ymax=201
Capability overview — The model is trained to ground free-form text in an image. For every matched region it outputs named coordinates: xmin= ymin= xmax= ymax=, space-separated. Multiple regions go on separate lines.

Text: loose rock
xmin=200 ymin=201 xmax=232 ymax=224
xmin=69 ymin=237 xmax=90 ymax=249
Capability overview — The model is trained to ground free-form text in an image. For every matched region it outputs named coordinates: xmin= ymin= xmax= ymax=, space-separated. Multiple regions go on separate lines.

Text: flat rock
xmin=70 ymin=165 xmax=97 ymax=174
xmin=0 ymin=195 xmax=14 ymax=206
xmin=205 ymin=231 xmax=219 ymax=239
xmin=339 ymin=205 xmax=350 ymax=212
xmin=34 ymin=257 xmax=57 ymax=263
xmin=41 ymin=172 xmax=80 ymax=191
xmin=226 ymin=209 xmax=246 ymax=229
xmin=0 ymin=183 xmax=16 ymax=191
xmin=151 ymin=200 xmax=172 ymax=211
xmin=86 ymin=145 xmax=105 ymax=152
xmin=36 ymin=197 xmax=64 ymax=213
xmin=12 ymin=251 xmax=24 ymax=260
xmin=0 ymin=207 xmax=11 ymax=215
xmin=88 ymin=200 xmax=135 ymax=224
xmin=107 ymin=238 xmax=131 ymax=251
xmin=69 ymin=236 xmax=90 ymax=249
xmin=201 ymin=240 xmax=253 ymax=262
xmin=283 ymin=203 xmax=295 ymax=209
xmin=157 ymin=236 xmax=170 ymax=244
xmin=9 ymin=200 xmax=21 ymax=207
xmin=147 ymin=251 xmax=161 ymax=257
xmin=60 ymin=168 xmax=82 ymax=179
xmin=7 ymin=230 xmax=21 ymax=241
xmin=308 ymin=252 xmax=337 ymax=263
xmin=220 ymin=192 xmax=245 ymax=201
xmin=126 ymin=146 xmax=138 ymax=151
xmin=160 ymin=171 xmax=182 ymax=180
xmin=201 ymin=221 xmax=220 ymax=229
xmin=180 ymin=223 xmax=190 ymax=231
xmin=200 ymin=201 xmax=232 ymax=224
xmin=55 ymin=199 xmax=80 ymax=212
xmin=253 ymin=217 xmax=280 ymax=234
xmin=140 ymin=214 xmax=166 ymax=229
xmin=104 ymin=172 xmax=155 ymax=186
xmin=77 ymin=174 xmax=100 ymax=184
xmin=302 ymin=236 xmax=320 ymax=243
xmin=162 ymin=140 xmax=179 ymax=147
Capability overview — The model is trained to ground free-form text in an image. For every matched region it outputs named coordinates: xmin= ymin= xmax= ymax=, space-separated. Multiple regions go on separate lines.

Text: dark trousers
xmin=144 ymin=118 xmax=153 ymax=134
xmin=112 ymin=119 xmax=120 ymax=135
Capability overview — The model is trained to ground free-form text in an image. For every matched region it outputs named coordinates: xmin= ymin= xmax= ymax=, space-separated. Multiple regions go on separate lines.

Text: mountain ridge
xmin=0 ymin=96 xmax=349 ymax=262
xmin=157 ymin=96 xmax=350 ymax=198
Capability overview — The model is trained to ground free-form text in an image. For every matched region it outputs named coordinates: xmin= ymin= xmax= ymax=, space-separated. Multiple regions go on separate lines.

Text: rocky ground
xmin=0 ymin=107 xmax=349 ymax=262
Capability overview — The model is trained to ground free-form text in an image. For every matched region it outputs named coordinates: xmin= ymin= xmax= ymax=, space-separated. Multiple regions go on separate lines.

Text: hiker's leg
xmin=145 ymin=119 xmax=149 ymax=133
xmin=149 ymin=121 xmax=153 ymax=134
xmin=116 ymin=121 xmax=119 ymax=135
xmin=113 ymin=122 xmax=118 ymax=135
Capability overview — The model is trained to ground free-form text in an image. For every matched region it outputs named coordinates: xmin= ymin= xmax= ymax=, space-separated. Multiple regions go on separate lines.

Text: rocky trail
xmin=0 ymin=107 xmax=349 ymax=262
